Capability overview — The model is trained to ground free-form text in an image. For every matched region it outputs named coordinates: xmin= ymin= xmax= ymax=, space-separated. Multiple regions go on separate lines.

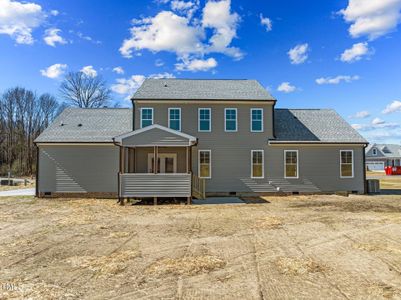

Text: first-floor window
xmin=251 ymin=150 xmax=264 ymax=178
xmin=285 ymin=150 xmax=298 ymax=178
xmin=141 ymin=108 xmax=153 ymax=128
xmin=168 ymin=108 xmax=181 ymax=131
xmin=199 ymin=150 xmax=211 ymax=178
xmin=340 ymin=150 xmax=354 ymax=178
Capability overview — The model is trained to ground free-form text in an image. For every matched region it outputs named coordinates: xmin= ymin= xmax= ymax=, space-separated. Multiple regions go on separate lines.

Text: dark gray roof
xmin=35 ymin=108 xmax=132 ymax=143
xmin=273 ymin=109 xmax=368 ymax=143
xmin=133 ymin=79 xmax=275 ymax=101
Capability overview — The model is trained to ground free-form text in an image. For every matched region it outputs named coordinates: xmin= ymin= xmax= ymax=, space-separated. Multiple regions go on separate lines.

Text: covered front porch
xmin=113 ymin=124 xmax=205 ymax=205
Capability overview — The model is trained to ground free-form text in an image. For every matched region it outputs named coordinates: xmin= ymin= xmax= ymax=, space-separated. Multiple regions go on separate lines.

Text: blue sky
xmin=0 ymin=0 xmax=401 ymax=143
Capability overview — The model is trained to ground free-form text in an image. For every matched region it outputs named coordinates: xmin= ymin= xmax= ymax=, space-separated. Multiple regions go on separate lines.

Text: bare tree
xmin=0 ymin=87 xmax=61 ymax=176
xmin=59 ymin=72 xmax=111 ymax=108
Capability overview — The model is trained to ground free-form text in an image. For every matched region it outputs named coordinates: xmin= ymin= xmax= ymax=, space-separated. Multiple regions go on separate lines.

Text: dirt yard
xmin=1 ymin=195 xmax=401 ymax=299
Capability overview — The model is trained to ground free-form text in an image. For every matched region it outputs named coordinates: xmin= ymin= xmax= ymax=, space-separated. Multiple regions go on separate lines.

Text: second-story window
xmin=251 ymin=108 xmax=263 ymax=132
xmin=225 ymin=108 xmax=237 ymax=132
xmin=168 ymin=108 xmax=181 ymax=131
xmin=198 ymin=108 xmax=211 ymax=132
xmin=141 ymin=108 xmax=153 ymax=128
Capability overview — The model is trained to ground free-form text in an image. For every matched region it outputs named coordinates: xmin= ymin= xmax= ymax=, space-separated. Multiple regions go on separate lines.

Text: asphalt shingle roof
xmin=366 ymin=144 xmax=401 ymax=158
xmin=34 ymin=108 xmax=132 ymax=143
xmin=273 ymin=109 xmax=368 ymax=143
xmin=133 ymin=79 xmax=275 ymax=101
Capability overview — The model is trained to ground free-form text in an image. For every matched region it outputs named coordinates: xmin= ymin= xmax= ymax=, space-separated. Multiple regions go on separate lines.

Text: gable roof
xmin=114 ymin=124 xmax=197 ymax=147
xmin=366 ymin=144 xmax=401 ymax=158
xmin=272 ymin=109 xmax=368 ymax=144
xmin=35 ymin=108 xmax=132 ymax=143
xmin=132 ymin=79 xmax=275 ymax=101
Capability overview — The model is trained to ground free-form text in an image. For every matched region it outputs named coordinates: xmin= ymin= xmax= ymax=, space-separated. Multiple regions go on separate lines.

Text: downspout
xmin=271 ymin=100 xmax=277 ymax=140
xmin=363 ymin=143 xmax=368 ymax=194
xmin=131 ymin=99 xmax=135 ymax=131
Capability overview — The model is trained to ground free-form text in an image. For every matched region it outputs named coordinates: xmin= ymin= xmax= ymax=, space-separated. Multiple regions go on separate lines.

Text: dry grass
xmin=275 ymin=257 xmax=327 ymax=276
xmin=66 ymin=250 xmax=139 ymax=278
xmin=0 ymin=181 xmax=34 ymax=191
xmin=253 ymin=216 xmax=283 ymax=229
xmin=146 ymin=255 xmax=226 ymax=276
xmin=1 ymin=194 xmax=401 ymax=299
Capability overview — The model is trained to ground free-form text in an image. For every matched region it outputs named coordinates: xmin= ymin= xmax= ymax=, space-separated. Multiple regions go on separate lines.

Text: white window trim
xmin=198 ymin=108 xmax=211 ymax=132
xmin=251 ymin=150 xmax=264 ymax=179
xmin=224 ymin=108 xmax=238 ymax=132
xmin=250 ymin=108 xmax=264 ymax=132
xmin=168 ymin=107 xmax=181 ymax=131
xmin=140 ymin=107 xmax=153 ymax=129
xmin=340 ymin=150 xmax=354 ymax=178
xmin=284 ymin=150 xmax=299 ymax=179
xmin=198 ymin=150 xmax=211 ymax=179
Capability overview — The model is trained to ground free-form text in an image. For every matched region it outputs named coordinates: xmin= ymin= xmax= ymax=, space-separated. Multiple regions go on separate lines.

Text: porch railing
xmin=192 ymin=174 xmax=206 ymax=199
xmin=119 ymin=173 xmax=191 ymax=198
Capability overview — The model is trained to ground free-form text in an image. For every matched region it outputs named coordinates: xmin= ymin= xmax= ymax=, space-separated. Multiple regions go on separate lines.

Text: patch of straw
xmin=275 ymin=256 xmax=326 ymax=275
xmin=353 ymin=242 xmax=401 ymax=254
xmin=146 ymin=255 xmax=226 ymax=276
xmin=254 ymin=216 xmax=283 ymax=229
xmin=66 ymin=250 xmax=139 ymax=277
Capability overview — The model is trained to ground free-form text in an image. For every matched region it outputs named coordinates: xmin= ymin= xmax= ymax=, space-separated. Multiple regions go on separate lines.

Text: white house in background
xmin=365 ymin=144 xmax=401 ymax=171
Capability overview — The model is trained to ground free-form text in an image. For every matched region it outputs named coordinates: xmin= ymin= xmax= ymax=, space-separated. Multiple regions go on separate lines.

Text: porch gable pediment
xmin=114 ymin=124 xmax=197 ymax=147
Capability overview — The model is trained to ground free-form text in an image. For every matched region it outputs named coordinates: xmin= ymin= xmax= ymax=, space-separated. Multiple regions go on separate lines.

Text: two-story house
xmin=35 ymin=79 xmax=368 ymax=202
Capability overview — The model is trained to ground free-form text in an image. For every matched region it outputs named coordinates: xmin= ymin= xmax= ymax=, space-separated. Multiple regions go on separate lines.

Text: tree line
xmin=0 ymin=72 xmax=111 ymax=176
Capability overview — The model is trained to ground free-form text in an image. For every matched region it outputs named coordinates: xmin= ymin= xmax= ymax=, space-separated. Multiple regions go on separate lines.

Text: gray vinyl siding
xmin=135 ymin=102 xmax=365 ymax=194
xmin=122 ymin=127 xmax=190 ymax=146
xmin=38 ymin=145 xmax=119 ymax=193
xmin=120 ymin=173 xmax=191 ymax=197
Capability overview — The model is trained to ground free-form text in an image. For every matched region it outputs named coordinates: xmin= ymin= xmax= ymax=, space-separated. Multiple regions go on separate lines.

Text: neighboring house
xmin=365 ymin=144 xmax=401 ymax=172
xmin=34 ymin=79 xmax=368 ymax=201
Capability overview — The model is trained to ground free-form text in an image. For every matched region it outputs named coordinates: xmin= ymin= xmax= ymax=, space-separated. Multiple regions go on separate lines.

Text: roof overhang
xmin=132 ymin=99 xmax=277 ymax=105
xmin=113 ymin=124 xmax=197 ymax=147
xmin=268 ymin=141 xmax=368 ymax=147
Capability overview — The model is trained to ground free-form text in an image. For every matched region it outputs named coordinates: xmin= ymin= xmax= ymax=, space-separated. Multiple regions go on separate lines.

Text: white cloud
xmin=80 ymin=65 xmax=97 ymax=77
xmin=352 ymin=119 xmax=399 ymax=131
xmin=316 ymin=75 xmax=360 ymax=85
xmin=372 ymin=117 xmax=385 ymax=125
xmin=112 ymin=66 xmax=125 ymax=74
xmin=175 ymin=57 xmax=217 ymax=71
xmin=277 ymin=82 xmax=296 ymax=93
xmin=288 ymin=43 xmax=309 ymax=64
xmin=382 ymin=100 xmax=401 ymax=114
xmin=350 ymin=110 xmax=370 ymax=119
xmin=170 ymin=0 xmax=199 ymax=18
xmin=260 ymin=14 xmax=272 ymax=31
xmin=340 ymin=0 xmax=401 ymax=40
xmin=43 ymin=28 xmax=67 ymax=47
xmin=120 ymin=11 xmax=203 ymax=58
xmin=202 ymin=0 xmax=242 ymax=59
xmin=40 ymin=63 xmax=67 ymax=79
xmin=155 ymin=59 xmax=164 ymax=67
xmin=0 ymin=0 xmax=46 ymax=44
xmin=120 ymin=0 xmax=242 ymax=66
xmin=75 ymin=31 xmax=101 ymax=44
xmin=340 ymin=42 xmax=372 ymax=63
xmin=111 ymin=73 xmax=175 ymax=100
xmin=50 ymin=10 xmax=59 ymax=16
